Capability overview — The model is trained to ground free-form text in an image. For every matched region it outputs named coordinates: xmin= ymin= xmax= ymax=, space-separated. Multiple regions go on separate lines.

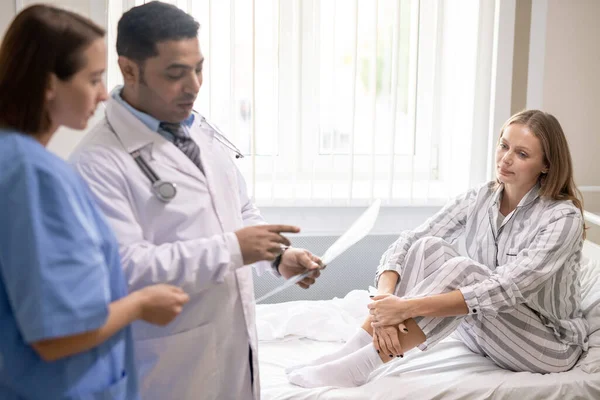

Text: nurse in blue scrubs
xmin=0 ymin=5 xmax=189 ymax=399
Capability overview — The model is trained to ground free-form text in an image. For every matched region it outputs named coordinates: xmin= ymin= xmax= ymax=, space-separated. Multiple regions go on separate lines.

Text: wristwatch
xmin=272 ymin=245 xmax=290 ymax=277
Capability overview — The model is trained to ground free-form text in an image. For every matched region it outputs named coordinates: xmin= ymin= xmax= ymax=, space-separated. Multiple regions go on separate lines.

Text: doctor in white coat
xmin=70 ymin=2 xmax=321 ymax=399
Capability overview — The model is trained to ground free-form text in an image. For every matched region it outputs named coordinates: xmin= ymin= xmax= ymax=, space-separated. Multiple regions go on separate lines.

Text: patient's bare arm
xmin=376 ymin=270 xmax=400 ymax=294
xmin=361 ymin=270 xmax=399 ymax=355
xmin=358 ymin=270 xmax=425 ymax=362
xmin=366 ymin=290 xmax=469 ymax=362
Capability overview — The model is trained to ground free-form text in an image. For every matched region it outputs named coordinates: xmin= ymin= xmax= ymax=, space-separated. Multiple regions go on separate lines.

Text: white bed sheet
xmin=257 ymin=290 xmax=600 ymax=400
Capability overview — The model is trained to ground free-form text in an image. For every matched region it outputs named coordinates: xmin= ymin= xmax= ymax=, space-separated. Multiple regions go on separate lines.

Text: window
xmin=106 ymin=0 xmax=499 ymax=206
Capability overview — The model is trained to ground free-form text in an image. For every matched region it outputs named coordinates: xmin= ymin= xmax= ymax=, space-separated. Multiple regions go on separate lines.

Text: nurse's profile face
xmin=45 ymin=38 xmax=108 ymax=131
xmin=123 ymin=38 xmax=203 ymax=123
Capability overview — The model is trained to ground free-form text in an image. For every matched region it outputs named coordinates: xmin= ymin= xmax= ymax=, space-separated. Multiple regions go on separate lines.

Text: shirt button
xmin=472 ymin=309 xmax=477 ymax=313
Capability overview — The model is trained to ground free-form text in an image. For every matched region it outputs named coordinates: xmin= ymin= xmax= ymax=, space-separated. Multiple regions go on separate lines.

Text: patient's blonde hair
xmin=498 ymin=110 xmax=585 ymax=237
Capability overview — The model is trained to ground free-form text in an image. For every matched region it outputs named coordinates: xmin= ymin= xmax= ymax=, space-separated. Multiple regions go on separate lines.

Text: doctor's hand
xmin=134 ymin=284 xmax=190 ymax=326
xmin=279 ymin=248 xmax=322 ymax=289
xmin=235 ymin=224 xmax=301 ymax=265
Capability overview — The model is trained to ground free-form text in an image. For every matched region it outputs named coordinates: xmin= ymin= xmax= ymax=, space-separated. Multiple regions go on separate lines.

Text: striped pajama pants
xmin=395 ymin=236 xmax=582 ymax=373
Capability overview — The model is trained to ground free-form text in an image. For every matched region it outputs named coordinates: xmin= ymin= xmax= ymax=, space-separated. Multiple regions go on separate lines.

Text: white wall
xmin=541 ymin=0 xmax=600 ymax=214
xmin=540 ymin=0 xmax=600 ymax=246
xmin=511 ymin=0 xmax=531 ymax=115
xmin=0 ymin=1 xmax=15 ymax=40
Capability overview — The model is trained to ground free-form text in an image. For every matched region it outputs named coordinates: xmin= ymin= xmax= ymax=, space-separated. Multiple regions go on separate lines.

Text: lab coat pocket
xmin=134 ymin=323 xmax=217 ymax=400
xmin=72 ymin=371 xmax=129 ymax=400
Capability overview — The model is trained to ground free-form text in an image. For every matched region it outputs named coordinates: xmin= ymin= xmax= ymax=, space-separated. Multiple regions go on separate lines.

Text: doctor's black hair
xmin=0 ymin=5 xmax=104 ymax=134
xmin=116 ymin=1 xmax=200 ymax=63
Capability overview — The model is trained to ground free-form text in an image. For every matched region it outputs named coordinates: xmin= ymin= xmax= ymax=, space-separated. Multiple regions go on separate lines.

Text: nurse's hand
xmin=136 ymin=284 xmax=190 ymax=326
xmin=279 ymin=248 xmax=322 ymax=289
xmin=235 ymin=224 xmax=300 ymax=265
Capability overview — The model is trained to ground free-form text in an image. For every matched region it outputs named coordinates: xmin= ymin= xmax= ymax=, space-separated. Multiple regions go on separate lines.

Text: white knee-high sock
xmin=287 ymin=344 xmax=383 ymax=388
xmin=285 ymin=328 xmax=372 ymax=374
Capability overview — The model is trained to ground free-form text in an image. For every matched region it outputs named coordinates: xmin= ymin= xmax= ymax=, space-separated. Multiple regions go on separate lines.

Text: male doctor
xmin=70 ymin=2 xmax=321 ymax=399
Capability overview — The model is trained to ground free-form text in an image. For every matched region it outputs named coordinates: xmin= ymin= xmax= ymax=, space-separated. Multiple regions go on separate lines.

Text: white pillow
xmin=575 ymin=253 xmax=600 ymax=372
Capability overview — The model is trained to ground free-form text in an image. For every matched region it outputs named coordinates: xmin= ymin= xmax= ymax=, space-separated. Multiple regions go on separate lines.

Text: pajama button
xmin=472 ymin=309 xmax=477 ymax=313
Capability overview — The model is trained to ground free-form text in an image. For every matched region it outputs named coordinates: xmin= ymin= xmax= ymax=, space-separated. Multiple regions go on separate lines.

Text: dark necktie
xmin=159 ymin=122 xmax=204 ymax=173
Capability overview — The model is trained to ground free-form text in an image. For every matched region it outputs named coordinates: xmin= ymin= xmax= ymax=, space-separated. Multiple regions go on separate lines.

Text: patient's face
xmin=124 ymin=38 xmax=204 ymax=123
xmin=495 ymin=123 xmax=547 ymax=190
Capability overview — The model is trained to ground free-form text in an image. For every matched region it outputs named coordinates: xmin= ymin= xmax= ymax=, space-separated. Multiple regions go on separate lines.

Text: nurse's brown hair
xmin=0 ymin=5 xmax=105 ymax=135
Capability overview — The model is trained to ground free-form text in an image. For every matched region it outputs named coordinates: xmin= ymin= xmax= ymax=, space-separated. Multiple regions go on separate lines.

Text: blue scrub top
xmin=0 ymin=132 xmax=139 ymax=399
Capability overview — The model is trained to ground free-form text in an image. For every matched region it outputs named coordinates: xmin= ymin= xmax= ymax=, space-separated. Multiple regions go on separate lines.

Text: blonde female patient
xmin=287 ymin=109 xmax=589 ymax=388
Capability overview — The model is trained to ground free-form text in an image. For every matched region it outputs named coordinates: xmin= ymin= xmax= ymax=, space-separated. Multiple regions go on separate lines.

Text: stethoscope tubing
xmin=105 ymin=105 xmax=243 ymax=202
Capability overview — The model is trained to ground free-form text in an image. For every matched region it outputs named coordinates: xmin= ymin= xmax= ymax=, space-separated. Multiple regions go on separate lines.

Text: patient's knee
xmin=411 ymin=236 xmax=454 ymax=255
xmin=440 ymin=256 xmax=491 ymax=282
xmin=415 ymin=236 xmax=450 ymax=247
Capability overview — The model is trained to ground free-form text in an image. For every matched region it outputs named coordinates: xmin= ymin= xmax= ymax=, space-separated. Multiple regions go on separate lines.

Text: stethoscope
xmin=105 ymin=104 xmax=244 ymax=202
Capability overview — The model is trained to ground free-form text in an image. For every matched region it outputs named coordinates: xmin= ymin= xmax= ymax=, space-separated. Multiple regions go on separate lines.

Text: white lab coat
xmin=70 ymin=96 xmax=270 ymax=400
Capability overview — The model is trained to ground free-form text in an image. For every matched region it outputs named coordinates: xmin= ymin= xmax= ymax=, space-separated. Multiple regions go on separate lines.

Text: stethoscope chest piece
xmin=152 ymin=180 xmax=177 ymax=202
xmin=108 ymin=107 xmax=242 ymax=202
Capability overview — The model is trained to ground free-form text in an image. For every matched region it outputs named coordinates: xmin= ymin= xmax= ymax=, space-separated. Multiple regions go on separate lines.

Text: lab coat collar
xmin=112 ymin=86 xmax=161 ymax=133
xmin=105 ymin=95 xmax=213 ymax=183
xmin=111 ymin=86 xmax=196 ymax=136
xmin=105 ymin=95 xmax=161 ymax=154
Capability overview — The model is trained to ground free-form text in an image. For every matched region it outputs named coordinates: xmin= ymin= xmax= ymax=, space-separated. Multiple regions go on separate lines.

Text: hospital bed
xmin=255 ymin=211 xmax=600 ymax=399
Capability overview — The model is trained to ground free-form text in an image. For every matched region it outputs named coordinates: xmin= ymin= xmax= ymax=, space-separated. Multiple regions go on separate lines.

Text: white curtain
xmin=106 ymin=0 xmax=501 ymax=206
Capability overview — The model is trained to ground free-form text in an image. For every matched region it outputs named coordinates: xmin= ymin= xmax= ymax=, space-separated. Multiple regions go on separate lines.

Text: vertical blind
xmin=106 ymin=0 xmax=497 ymax=206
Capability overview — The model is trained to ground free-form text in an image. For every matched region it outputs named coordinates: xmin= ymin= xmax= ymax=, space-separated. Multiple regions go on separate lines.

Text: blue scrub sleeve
xmin=0 ymin=163 xmax=110 ymax=343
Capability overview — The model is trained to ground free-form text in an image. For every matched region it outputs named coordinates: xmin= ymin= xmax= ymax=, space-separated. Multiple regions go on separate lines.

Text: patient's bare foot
xmin=285 ymin=328 xmax=372 ymax=374
xmin=287 ymin=344 xmax=382 ymax=388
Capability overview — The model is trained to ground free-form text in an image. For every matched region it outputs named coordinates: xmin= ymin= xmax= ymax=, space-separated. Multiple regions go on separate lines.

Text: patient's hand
xmin=368 ymin=294 xmax=414 ymax=327
xmin=278 ymin=248 xmax=322 ymax=289
xmin=373 ymin=324 xmax=405 ymax=358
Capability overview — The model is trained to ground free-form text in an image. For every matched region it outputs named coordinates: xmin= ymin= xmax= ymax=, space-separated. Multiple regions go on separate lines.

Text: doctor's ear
xmin=118 ymin=56 xmax=140 ymax=84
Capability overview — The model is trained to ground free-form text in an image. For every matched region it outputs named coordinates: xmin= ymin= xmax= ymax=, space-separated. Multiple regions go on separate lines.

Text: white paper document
xmin=255 ymin=199 xmax=381 ymax=303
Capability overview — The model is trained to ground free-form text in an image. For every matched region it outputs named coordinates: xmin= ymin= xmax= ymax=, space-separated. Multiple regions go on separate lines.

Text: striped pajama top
xmin=377 ymin=181 xmax=589 ymax=349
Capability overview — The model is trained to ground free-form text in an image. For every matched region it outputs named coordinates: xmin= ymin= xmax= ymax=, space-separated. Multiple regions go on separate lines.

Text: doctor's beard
xmin=136 ymin=72 xmax=197 ymax=123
